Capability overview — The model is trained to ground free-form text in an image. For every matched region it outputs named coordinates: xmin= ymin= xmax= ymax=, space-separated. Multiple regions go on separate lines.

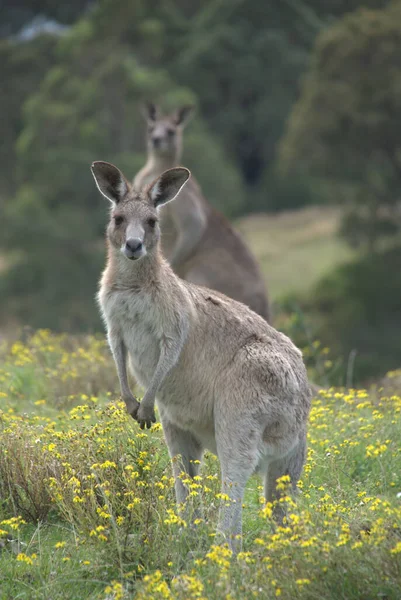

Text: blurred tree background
xmin=1 ymin=0 xmax=400 ymax=382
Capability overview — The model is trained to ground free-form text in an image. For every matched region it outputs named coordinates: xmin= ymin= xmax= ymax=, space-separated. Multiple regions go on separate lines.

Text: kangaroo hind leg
xmin=161 ymin=418 xmax=204 ymax=510
xmin=263 ymin=431 xmax=307 ymax=522
xmin=216 ymin=419 xmax=261 ymax=553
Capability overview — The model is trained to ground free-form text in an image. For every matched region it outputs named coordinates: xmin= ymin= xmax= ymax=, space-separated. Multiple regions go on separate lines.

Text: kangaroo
xmin=92 ymin=161 xmax=311 ymax=552
xmin=134 ymin=103 xmax=270 ymax=321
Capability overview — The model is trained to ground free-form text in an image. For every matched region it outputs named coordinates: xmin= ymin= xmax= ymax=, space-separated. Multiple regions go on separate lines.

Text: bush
xmin=256 ymin=167 xmax=322 ymax=214
xmin=303 ymin=245 xmax=401 ymax=383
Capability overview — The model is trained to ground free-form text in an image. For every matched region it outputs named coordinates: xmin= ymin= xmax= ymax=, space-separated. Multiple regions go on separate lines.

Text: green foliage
xmin=0 ymin=35 xmax=57 ymax=199
xmin=279 ymin=1 xmax=401 ymax=249
xmin=183 ymin=122 xmax=245 ymax=216
xmin=303 ymin=244 xmax=401 ymax=383
xmin=0 ymin=6 xmax=244 ymax=331
xmin=257 ymin=167 xmax=321 ymax=213
xmin=165 ymin=0 xmax=389 ymax=199
xmin=169 ymin=1 xmax=310 ymax=192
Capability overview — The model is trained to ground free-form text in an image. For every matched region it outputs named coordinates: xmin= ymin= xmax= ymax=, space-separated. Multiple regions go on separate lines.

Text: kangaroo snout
xmin=152 ymin=136 xmax=162 ymax=148
xmin=124 ymin=238 xmax=144 ymax=260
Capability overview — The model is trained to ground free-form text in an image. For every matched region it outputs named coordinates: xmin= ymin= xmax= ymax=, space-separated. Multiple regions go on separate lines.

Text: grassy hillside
xmin=1 ymin=331 xmax=401 ymax=599
xmin=237 ymin=206 xmax=355 ymax=300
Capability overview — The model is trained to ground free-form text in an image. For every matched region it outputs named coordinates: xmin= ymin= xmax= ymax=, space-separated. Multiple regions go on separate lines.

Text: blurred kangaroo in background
xmin=133 ymin=103 xmax=270 ymax=321
xmin=92 ymin=161 xmax=311 ymax=552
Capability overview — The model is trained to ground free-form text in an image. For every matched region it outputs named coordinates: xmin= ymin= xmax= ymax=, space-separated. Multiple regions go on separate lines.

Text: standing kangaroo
xmin=134 ymin=103 xmax=270 ymax=321
xmin=92 ymin=161 xmax=311 ymax=551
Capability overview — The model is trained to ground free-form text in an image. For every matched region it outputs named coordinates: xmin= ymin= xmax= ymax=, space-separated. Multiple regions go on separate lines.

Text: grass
xmin=237 ymin=206 xmax=356 ymax=300
xmin=1 ymin=330 xmax=401 ymax=599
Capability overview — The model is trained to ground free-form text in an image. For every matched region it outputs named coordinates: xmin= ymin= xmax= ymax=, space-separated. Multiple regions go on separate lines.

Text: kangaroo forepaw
xmin=136 ymin=403 xmax=156 ymax=430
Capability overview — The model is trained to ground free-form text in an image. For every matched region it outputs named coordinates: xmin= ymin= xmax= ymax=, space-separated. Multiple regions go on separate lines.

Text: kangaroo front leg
xmin=136 ymin=329 xmax=187 ymax=429
xmin=108 ymin=330 xmax=139 ymax=418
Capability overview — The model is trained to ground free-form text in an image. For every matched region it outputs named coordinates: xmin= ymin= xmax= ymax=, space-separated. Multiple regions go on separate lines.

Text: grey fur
xmin=92 ymin=162 xmax=311 ymax=552
xmin=134 ymin=105 xmax=270 ymax=321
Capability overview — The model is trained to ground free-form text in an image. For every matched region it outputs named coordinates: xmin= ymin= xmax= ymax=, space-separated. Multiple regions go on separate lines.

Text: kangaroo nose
xmin=152 ymin=136 xmax=162 ymax=147
xmin=125 ymin=238 xmax=143 ymax=253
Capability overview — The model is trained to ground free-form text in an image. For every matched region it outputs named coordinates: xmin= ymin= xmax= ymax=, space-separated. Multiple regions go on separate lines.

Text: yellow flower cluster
xmin=1 ymin=332 xmax=401 ymax=599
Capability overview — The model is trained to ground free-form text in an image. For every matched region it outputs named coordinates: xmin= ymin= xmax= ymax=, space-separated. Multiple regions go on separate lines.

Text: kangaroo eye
xmin=147 ymin=218 xmax=157 ymax=228
xmin=114 ymin=215 xmax=124 ymax=226
xmin=167 ymin=129 xmax=175 ymax=137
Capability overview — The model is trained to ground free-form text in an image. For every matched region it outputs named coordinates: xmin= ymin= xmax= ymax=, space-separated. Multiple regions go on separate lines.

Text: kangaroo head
xmin=92 ymin=161 xmax=190 ymax=261
xmin=142 ymin=102 xmax=194 ymax=159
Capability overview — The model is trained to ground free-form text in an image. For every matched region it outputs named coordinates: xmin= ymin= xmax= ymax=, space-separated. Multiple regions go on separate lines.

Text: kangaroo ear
xmin=148 ymin=168 xmax=191 ymax=208
xmin=91 ymin=161 xmax=130 ymax=204
xmin=173 ymin=105 xmax=195 ymax=127
xmin=141 ymin=102 xmax=159 ymax=123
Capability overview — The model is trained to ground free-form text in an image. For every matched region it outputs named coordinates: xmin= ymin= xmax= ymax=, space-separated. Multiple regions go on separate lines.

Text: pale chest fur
xmin=99 ymin=282 xmax=219 ymax=436
xmin=99 ymin=287 xmax=162 ymax=388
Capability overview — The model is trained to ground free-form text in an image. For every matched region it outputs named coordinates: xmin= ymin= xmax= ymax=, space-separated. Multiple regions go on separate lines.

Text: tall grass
xmin=1 ymin=331 xmax=401 ymax=599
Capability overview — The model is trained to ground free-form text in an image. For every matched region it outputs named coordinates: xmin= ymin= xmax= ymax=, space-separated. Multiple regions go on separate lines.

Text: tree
xmin=279 ymin=1 xmax=401 ymax=250
xmin=304 ymin=245 xmax=401 ymax=382
xmin=167 ymin=0 xmax=311 ymax=191
xmin=0 ymin=35 xmax=57 ymax=199
xmin=0 ymin=4 xmax=244 ymax=331
xmin=2 ymin=0 xmax=396 ymax=330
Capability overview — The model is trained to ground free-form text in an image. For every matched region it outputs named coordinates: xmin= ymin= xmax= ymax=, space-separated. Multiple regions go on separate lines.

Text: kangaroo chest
xmin=102 ymin=290 xmax=161 ymax=387
xmin=101 ymin=283 xmax=221 ymax=439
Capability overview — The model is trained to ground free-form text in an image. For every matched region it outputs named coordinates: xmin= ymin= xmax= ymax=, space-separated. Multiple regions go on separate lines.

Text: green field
xmin=1 ymin=331 xmax=400 ymax=599
xmin=237 ymin=206 xmax=355 ymax=300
